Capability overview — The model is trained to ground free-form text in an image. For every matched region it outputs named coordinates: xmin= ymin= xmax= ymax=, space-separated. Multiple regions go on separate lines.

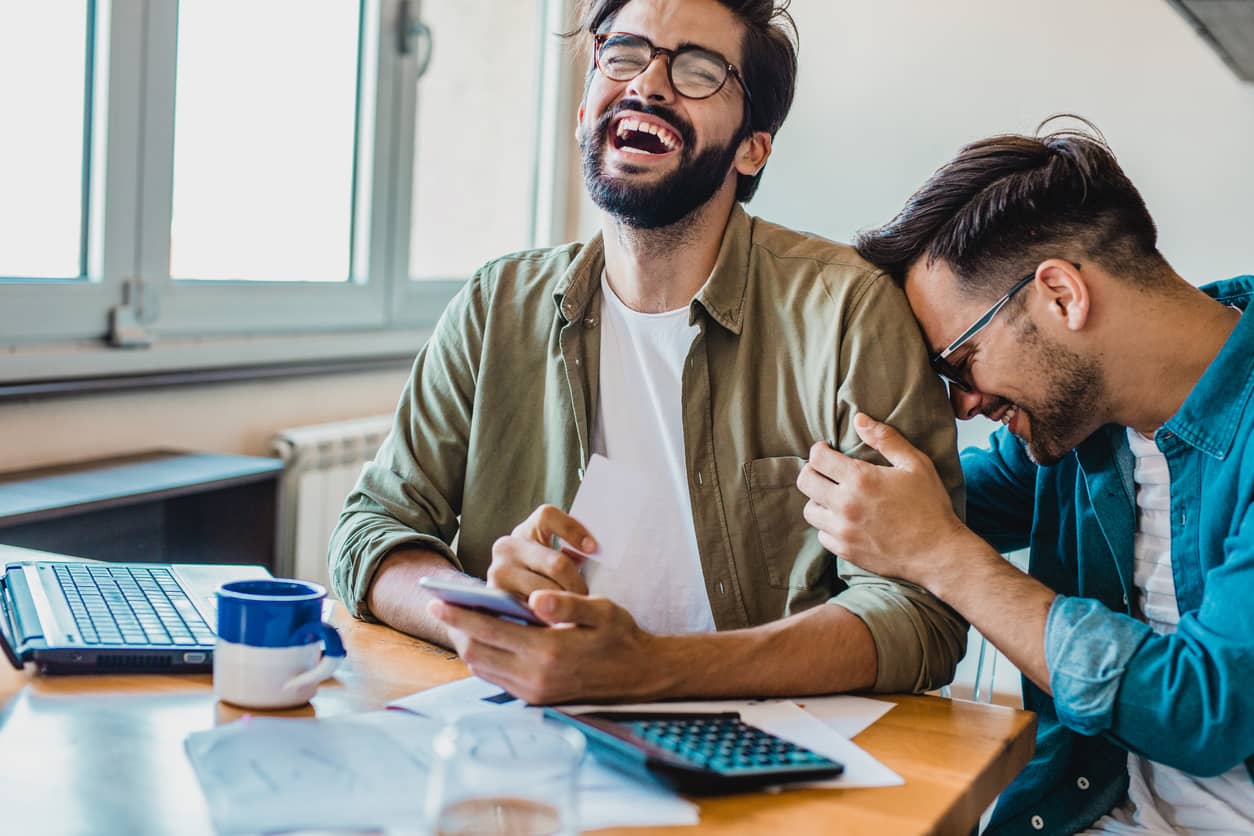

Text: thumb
xmin=853 ymin=412 xmax=920 ymax=470
xmin=529 ymin=590 xmax=601 ymax=627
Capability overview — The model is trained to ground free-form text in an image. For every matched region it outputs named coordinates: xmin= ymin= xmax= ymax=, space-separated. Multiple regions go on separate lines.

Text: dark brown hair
xmin=855 ymin=118 xmax=1170 ymax=300
xmin=564 ymin=0 xmax=798 ymax=201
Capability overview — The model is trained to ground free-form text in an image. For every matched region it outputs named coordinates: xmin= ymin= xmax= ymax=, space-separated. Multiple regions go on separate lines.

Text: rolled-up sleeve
xmin=1046 ymin=595 xmax=1151 ymax=735
xmin=327 ymin=273 xmax=488 ymax=619
xmin=825 ymin=273 xmax=970 ymax=693
xmin=1047 ymin=499 xmax=1254 ymax=776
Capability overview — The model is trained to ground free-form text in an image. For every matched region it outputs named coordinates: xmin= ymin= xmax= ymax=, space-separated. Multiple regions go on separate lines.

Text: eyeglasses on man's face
xmin=929 ymin=262 xmax=1082 ymax=393
xmin=592 ymin=32 xmax=752 ymax=102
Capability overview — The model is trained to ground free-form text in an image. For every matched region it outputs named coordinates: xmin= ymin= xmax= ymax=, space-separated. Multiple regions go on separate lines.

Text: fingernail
xmin=855 ymin=412 xmax=871 ymax=429
xmin=581 ymin=536 xmax=596 ymax=552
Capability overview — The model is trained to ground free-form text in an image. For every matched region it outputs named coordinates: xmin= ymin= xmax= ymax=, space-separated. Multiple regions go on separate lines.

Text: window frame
xmin=147 ymin=0 xmax=390 ymax=335
xmin=0 ymin=0 xmax=577 ymax=387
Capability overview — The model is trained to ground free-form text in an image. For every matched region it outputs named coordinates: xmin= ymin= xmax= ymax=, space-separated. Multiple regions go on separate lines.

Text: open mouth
xmin=1001 ymin=404 xmax=1026 ymax=437
xmin=609 ymin=114 xmax=682 ymax=156
xmin=988 ymin=401 xmax=1026 ymax=437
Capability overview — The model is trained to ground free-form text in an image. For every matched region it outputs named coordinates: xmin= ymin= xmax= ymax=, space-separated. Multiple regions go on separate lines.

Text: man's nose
xmin=950 ymin=385 xmax=987 ymax=420
xmin=627 ymin=54 xmax=676 ymax=103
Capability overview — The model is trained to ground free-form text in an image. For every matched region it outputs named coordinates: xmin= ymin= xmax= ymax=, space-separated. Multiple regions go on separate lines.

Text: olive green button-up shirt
xmin=329 ymin=205 xmax=967 ymax=693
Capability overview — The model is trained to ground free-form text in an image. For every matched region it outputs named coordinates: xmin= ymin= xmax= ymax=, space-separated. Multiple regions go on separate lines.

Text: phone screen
xmin=419 ymin=577 xmax=546 ymax=626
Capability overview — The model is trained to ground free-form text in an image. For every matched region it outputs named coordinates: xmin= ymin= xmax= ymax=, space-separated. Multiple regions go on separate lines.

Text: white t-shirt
xmin=1078 ymin=429 xmax=1254 ymax=834
xmin=582 ymin=273 xmax=716 ymax=635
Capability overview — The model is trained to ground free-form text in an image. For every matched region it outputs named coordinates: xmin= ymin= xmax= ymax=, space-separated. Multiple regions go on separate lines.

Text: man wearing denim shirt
xmin=798 ymin=125 xmax=1254 ymax=835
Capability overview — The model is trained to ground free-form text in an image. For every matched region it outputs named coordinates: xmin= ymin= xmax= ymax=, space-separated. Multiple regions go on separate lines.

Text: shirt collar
xmin=1162 ymin=275 xmax=1254 ymax=459
xmin=551 ymin=204 xmax=754 ymax=335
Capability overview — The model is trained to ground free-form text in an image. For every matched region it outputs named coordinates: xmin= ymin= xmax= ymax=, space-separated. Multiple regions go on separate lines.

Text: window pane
xmin=170 ymin=1 xmax=361 ymax=282
xmin=409 ymin=0 xmax=542 ymax=280
xmin=0 ymin=2 xmax=92 ymax=279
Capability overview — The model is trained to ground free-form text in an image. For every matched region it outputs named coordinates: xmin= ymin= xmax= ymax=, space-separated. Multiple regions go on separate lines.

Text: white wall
xmin=750 ymin=0 xmax=1254 ymax=285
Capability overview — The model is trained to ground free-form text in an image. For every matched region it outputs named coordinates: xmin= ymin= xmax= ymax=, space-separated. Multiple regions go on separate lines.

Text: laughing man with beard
xmin=329 ymin=0 xmax=967 ymax=705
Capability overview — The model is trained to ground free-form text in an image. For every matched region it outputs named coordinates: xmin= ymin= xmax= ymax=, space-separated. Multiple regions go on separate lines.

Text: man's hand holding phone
xmin=421 ymin=505 xmax=599 ymax=629
xmin=424 ymin=504 xmax=659 ymax=704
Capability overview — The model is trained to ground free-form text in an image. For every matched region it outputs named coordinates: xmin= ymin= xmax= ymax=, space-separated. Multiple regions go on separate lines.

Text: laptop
xmin=0 ymin=560 xmax=271 ymax=674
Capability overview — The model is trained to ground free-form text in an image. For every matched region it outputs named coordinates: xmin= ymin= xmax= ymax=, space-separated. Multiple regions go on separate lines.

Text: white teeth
xmin=1001 ymin=406 xmax=1018 ymax=425
xmin=613 ymin=116 xmax=679 ymax=151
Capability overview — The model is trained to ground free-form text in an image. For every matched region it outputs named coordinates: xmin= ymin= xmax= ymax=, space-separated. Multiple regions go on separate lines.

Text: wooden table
xmin=0 ymin=603 xmax=1035 ymax=836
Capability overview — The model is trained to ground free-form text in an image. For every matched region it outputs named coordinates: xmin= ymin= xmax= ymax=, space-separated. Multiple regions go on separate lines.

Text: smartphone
xmin=419 ymin=577 xmax=546 ymax=626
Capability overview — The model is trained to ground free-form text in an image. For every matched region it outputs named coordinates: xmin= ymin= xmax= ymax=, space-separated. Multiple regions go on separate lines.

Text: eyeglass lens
xmin=598 ymin=34 xmax=729 ymax=99
xmin=932 ymin=345 xmax=975 ymax=393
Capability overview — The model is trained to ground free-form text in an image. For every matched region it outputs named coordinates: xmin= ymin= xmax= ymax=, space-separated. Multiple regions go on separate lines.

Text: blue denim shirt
xmin=966 ymin=276 xmax=1254 ymax=835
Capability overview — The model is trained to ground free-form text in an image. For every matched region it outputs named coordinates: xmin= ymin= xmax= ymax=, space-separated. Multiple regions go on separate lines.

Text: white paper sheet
xmin=558 ymin=453 xmax=654 ymax=565
xmin=186 ymin=704 xmax=699 ymax=835
xmin=790 ymin=693 xmax=896 ymax=739
xmin=387 ymin=673 xmax=535 ymax=722
xmin=184 ymin=716 xmax=427 ymax=835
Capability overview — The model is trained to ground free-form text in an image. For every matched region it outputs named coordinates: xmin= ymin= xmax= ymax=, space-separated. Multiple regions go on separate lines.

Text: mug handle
xmin=281 ymin=621 xmax=347 ymax=695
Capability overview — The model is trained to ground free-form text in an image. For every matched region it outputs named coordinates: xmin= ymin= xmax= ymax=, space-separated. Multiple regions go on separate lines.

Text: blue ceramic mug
xmin=213 ymin=579 xmax=346 ymax=709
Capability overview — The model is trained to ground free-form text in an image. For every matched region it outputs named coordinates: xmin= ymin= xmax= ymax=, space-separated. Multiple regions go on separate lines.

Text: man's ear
xmin=1036 ymin=259 xmax=1090 ymax=332
xmin=576 ymin=101 xmax=586 ymax=140
xmin=734 ymin=130 xmax=772 ymax=177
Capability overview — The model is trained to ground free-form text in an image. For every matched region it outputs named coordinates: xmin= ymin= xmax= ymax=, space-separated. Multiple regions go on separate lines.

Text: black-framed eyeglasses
xmin=929 ymin=262 xmax=1083 ymax=392
xmin=593 ymin=32 xmax=752 ymax=102
xmin=929 ymin=271 xmax=1036 ymax=393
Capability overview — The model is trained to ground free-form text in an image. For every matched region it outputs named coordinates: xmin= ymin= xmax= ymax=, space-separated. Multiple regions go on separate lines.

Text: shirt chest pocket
xmin=743 ymin=456 xmax=828 ymax=590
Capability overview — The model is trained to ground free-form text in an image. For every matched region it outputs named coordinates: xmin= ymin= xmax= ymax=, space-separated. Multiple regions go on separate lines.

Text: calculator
xmin=543 ymin=709 xmax=843 ymax=794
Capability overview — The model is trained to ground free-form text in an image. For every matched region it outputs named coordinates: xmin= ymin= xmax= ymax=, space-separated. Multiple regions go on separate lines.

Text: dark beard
xmin=580 ymin=102 xmax=741 ymax=230
xmin=1015 ymin=322 xmax=1105 ymax=466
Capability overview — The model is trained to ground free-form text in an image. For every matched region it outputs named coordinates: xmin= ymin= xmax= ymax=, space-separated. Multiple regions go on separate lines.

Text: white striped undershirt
xmin=1127 ymin=429 xmax=1178 ymax=634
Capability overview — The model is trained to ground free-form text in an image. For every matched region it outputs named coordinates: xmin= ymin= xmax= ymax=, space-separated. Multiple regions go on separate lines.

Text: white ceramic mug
xmin=213 ymin=578 xmax=345 ymax=710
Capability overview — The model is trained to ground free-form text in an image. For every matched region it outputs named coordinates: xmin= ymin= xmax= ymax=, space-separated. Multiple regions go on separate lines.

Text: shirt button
xmin=583 ymin=316 xmax=598 ymax=328
xmin=1077 ymin=776 xmax=1090 ymax=790
xmin=718 ymin=581 xmax=726 ymax=596
xmin=1031 ymin=814 xmax=1045 ymax=830
xmin=1122 ymin=594 xmax=1129 ymax=607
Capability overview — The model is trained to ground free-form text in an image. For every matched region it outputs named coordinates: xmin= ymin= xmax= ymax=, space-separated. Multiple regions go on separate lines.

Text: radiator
xmin=271 ymin=415 xmax=393 ymax=586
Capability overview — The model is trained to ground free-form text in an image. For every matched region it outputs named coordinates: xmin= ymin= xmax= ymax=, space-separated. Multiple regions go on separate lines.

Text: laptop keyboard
xmin=52 ymin=564 xmax=216 ymax=647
